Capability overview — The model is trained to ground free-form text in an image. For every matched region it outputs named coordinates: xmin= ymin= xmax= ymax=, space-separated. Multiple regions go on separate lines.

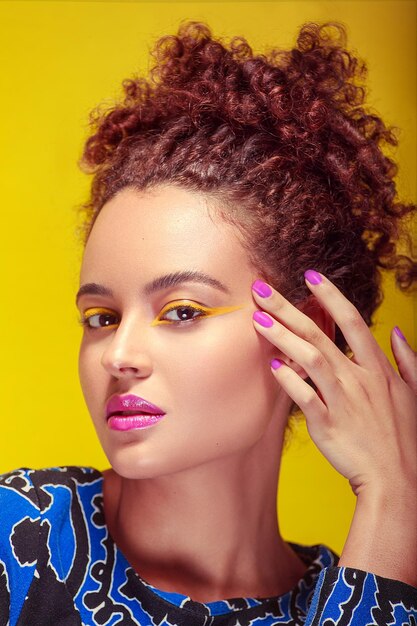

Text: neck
xmin=103 ymin=398 xmax=307 ymax=602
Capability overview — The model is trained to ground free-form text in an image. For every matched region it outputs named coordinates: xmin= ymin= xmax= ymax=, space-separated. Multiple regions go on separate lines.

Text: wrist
xmin=339 ymin=483 xmax=417 ymax=586
xmin=355 ymin=474 xmax=417 ymax=507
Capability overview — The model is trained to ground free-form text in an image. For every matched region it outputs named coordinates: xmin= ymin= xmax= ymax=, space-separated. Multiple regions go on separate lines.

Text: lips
xmin=106 ymin=394 xmax=166 ymax=420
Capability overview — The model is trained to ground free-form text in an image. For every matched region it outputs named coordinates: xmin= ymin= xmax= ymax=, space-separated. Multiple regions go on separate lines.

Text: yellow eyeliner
xmin=150 ymin=300 xmax=245 ymax=326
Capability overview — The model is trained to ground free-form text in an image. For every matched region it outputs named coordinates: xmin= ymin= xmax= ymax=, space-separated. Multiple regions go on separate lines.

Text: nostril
xmin=119 ymin=367 xmax=139 ymax=374
xmin=102 ymin=355 xmax=153 ymax=378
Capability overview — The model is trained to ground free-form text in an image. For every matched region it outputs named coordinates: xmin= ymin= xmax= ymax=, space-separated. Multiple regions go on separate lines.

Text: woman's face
xmin=77 ymin=185 xmax=285 ymax=479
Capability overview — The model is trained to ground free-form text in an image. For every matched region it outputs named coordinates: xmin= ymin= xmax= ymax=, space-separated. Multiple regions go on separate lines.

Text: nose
xmin=100 ymin=317 xmax=153 ymax=379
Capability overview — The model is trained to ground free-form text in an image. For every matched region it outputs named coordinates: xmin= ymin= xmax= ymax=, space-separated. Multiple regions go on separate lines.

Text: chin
xmin=103 ymin=444 xmax=192 ymax=480
xmin=102 ymin=433 xmax=263 ymax=482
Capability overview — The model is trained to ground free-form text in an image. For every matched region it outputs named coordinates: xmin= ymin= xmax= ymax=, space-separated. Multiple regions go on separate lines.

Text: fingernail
xmin=304 ymin=269 xmax=322 ymax=285
xmin=394 ymin=326 xmax=407 ymax=342
xmin=253 ymin=311 xmax=274 ymax=328
xmin=271 ymin=358 xmax=283 ymax=370
xmin=252 ymin=280 xmax=272 ymax=297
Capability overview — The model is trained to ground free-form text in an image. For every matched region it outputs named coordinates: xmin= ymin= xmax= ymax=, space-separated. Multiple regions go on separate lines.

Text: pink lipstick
xmin=106 ymin=394 xmax=166 ymax=431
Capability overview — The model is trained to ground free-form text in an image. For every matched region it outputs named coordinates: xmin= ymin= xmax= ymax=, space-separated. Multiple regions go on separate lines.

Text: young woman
xmin=1 ymin=21 xmax=416 ymax=626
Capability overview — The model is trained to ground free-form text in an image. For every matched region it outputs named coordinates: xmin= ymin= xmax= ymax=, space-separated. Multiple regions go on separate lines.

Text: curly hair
xmin=78 ymin=20 xmax=416 ymax=415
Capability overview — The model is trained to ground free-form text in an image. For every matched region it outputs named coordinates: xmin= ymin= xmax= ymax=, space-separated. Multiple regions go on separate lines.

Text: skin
xmin=77 ymin=184 xmax=417 ymax=601
xmin=252 ymin=276 xmax=417 ymax=586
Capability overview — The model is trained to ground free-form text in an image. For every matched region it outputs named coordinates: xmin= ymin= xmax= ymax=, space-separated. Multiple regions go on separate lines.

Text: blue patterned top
xmin=0 ymin=466 xmax=416 ymax=625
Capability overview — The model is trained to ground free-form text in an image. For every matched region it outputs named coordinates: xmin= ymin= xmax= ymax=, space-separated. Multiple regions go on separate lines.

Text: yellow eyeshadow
xmin=83 ymin=307 xmax=116 ymax=318
xmin=150 ymin=300 xmax=245 ymax=326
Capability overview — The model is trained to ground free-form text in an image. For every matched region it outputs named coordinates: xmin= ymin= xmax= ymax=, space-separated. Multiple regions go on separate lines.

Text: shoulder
xmin=0 ymin=466 xmax=103 ymax=562
xmin=306 ymin=567 xmax=417 ymax=626
xmin=1 ymin=463 xmax=101 ymax=491
xmin=297 ymin=544 xmax=417 ymax=626
xmin=0 ymin=465 xmax=104 ymax=545
xmin=0 ymin=465 xmax=102 ymax=516
xmin=0 ymin=466 xmax=102 ymax=624
xmin=0 ymin=464 xmax=103 ymax=545
xmin=291 ymin=543 xmax=417 ymax=624
xmin=0 ymin=465 xmax=102 ymax=490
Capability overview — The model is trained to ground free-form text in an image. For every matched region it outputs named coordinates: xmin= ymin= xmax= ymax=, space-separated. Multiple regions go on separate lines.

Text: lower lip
xmin=107 ymin=414 xmax=165 ymax=431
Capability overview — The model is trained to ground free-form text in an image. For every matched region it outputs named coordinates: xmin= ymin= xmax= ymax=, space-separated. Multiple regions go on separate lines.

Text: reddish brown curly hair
xmin=79 ymin=20 xmax=416 ymax=373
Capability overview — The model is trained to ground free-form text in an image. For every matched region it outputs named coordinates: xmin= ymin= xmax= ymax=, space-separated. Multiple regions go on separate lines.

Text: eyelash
xmin=79 ymin=302 xmax=208 ymax=331
xmin=154 ymin=302 xmax=208 ymax=326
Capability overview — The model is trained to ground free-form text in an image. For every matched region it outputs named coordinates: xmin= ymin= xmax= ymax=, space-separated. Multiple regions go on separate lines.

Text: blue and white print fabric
xmin=0 ymin=466 xmax=416 ymax=625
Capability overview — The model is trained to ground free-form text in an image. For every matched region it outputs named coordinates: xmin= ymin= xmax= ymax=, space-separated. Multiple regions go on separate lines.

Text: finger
xmin=253 ymin=312 xmax=342 ymax=404
xmin=303 ymin=270 xmax=385 ymax=367
xmin=390 ymin=326 xmax=417 ymax=394
xmin=251 ymin=280 xmax=349 ymax=375
xmin=270 ymin=358 xmax=328 ymax=424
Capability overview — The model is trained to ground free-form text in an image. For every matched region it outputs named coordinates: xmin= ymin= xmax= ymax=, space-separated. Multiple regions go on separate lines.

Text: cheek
xmin=161 ymin=319 xmax=277 ymax=428
xmin=78 ymin=342 xmax=104 ymax=414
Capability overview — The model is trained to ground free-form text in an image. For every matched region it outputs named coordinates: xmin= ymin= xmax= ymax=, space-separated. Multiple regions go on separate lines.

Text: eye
xmin=80 ymin=308 xmax=119 ymax=330
xmin=154 ymin=301 xmax=208 ymax=326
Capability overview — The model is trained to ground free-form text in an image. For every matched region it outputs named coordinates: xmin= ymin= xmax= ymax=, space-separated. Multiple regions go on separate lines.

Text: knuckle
xmin=302 ymin=387 xmax=318 ymax=408
xmin=304 ymin=323 xmax=322 ymax=345
xmin=343 ymin=312 xmax=365 ymax=332
xmin=372 ymin=368 xmax=391 ymax=393
xmin=305 ymin=347 xmax=326 ymax=370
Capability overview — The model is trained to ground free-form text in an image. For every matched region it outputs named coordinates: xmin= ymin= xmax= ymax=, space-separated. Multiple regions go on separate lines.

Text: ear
xmin=279 ymin=295 xmax=336 ymax=379
xmin=296 ymin=294 xmax=335 ymax=342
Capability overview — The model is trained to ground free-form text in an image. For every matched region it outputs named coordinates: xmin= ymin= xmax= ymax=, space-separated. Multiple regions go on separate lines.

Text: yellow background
xmin=0 ymin=1 xmax=415 ymax=554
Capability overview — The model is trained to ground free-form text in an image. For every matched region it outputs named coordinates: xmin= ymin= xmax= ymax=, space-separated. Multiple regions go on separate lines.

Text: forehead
xmin=80 ymin=185 xmax=254 ymax=288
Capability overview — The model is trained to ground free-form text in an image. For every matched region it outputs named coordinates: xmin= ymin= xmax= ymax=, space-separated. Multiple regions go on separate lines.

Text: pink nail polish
xmin=394 ymin=326 xmax=407 ymax=342
xmin=304 ymin=269 xmax=322 ymax=285
xmin=252 ymin=280 xmax=272 ymax=297
xmin=253 ymin=311 xmax=274 ymax=328
xmin=271 ymin=358 xmax=283 ymax=370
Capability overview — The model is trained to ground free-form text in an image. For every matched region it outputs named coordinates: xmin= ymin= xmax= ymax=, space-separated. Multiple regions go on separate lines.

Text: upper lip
xmin=106 ymin=394 xmax=166 ymax=419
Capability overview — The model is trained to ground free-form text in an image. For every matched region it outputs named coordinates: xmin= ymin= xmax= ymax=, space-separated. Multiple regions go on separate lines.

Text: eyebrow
xmin=75 ymin=270 xmax=231 ymax=305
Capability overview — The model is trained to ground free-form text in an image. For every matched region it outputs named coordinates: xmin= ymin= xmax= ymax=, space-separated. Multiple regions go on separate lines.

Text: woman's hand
xmin=251 ymin=269 xmax=417 ymax=585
